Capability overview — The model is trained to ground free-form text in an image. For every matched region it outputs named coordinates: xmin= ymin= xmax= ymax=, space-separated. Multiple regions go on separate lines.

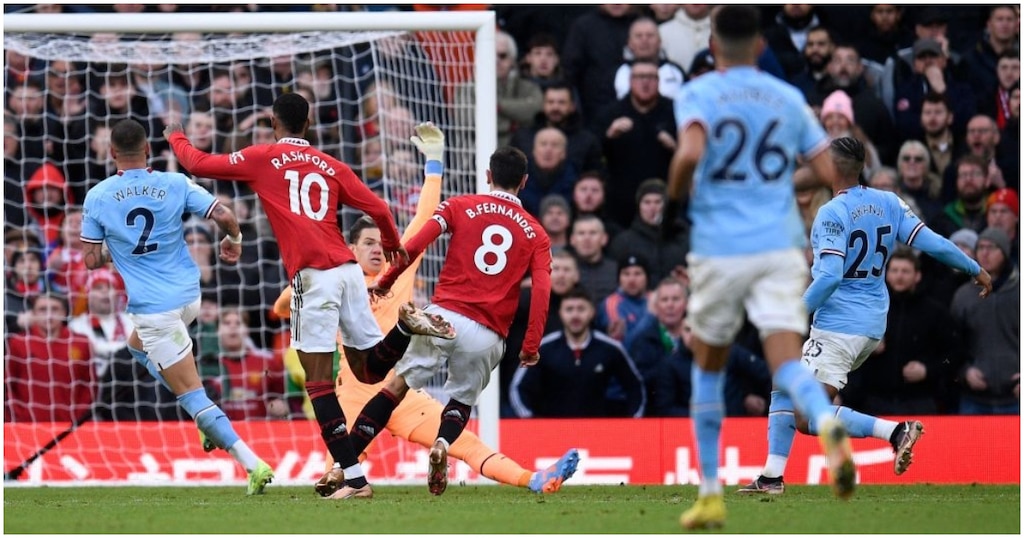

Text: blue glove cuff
xmin=425 ymin=160 xmax=444 ymax=176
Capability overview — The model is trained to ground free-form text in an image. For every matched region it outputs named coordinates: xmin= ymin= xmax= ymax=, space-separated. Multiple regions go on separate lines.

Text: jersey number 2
xmin=474 ymin=225 xmax=513 ymax=275
xmin=284 ymin=171 xmax=329 ymax=221
xmin=126 ymin=207 xmax=158 ymax=255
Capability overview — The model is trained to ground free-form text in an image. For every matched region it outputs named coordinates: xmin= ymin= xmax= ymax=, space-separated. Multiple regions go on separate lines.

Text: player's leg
xmin=795 ymin=331 xmax=923 ymax=475
xmin=749 ymin=250 xmax=854 ymax=500
xmin=291 ymin=267 xmax=371 ymax=499
xmin=737 ymin=388 xmax=793 ymax=494
xmin=675 ymin=256 xmax=739 ymax=529
xmin=348 ymin=373 xmax=411 ymax=456
xmin=347 ymin=301 xmax=455 ymax=384
xmin=129 ymin=301 xmax=272 ymax=495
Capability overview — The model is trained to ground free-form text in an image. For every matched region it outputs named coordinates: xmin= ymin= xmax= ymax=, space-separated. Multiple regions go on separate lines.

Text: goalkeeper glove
xmin=410 ymin=121 xmax=445 ymax=162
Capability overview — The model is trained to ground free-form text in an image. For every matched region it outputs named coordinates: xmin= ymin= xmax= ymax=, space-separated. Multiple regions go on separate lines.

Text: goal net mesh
xmin=4 ymin=22 xmax=488 ymax=486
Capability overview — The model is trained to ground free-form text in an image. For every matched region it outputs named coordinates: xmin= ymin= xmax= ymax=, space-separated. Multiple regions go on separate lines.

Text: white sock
xmin=763 ymin=455 xmax=789 ymax=479
xmin=343 ymin=463 xmax=365 ymax=480
xmin=698 ymin=478 xmax=722 ymax=496
xmin=874 ymin=418 xmax=900 ymax=441
xmin=228 ymin=440 xmax=260 ymax=473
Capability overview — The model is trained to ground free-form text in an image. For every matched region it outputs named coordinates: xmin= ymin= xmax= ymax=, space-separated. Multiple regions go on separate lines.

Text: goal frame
xmin=4 ymin=10 xmax=501 ymax=452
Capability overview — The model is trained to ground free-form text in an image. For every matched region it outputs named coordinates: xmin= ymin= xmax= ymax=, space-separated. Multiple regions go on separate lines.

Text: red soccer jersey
xmin=210 ymin=349 xmax=286 ymax=421
xmin=4 ymin=327 xmax=94 ymax=423
xmin=381 ymin=191 xmax=552 ymax=355
xmin=169 ymin=134 xmax=401 ymax=280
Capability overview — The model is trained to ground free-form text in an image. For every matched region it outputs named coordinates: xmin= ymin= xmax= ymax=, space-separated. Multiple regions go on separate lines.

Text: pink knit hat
xmin=821 ymin=90 xmax=855 ymax=125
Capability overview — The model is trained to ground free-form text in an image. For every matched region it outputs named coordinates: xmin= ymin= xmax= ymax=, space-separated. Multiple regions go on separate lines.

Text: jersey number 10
xmin=284 ymin=171 xmax=329 ymax=221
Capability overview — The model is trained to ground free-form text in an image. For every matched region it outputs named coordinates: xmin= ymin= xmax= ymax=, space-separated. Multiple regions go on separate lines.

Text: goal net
xmin=3 ymin=11 xmax=498 ymax=486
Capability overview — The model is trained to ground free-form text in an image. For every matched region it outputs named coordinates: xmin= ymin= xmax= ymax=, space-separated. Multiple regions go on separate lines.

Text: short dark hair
xmin=831 ymin=136 xmax=865 ymax=164
xmin=997 ymin=48 xmax=1020 ymax=62
xmin=922 ymin=91 xmax=951 ymax=111
xmin=712 ymin=5 xmax=761 ymax=42
xmin=272 ymin=92 xmax=310 ymax=134
xmin=347 ymin=215 xmax=378 ymax=244
xmin=110 ymin=119 xmax=148 ymax=155
xmin=489 ymin=146 xmax=528 ymax=189
xmin=560 ymin=285 xmax=593 ymax=305
xmin=955 ymin=154 xmax=988 ymax=176
xmin=544 ymin=81 xmax=574 ymax=98
xmin=888 ymin=246 xmax=921 ymax=271
xmin=526 ymin=32 xmax=559 ymax=53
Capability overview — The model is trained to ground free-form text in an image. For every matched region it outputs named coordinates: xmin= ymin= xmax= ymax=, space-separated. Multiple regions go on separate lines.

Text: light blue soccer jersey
xmin=81 ymin=169 xmax=217 ymax=314
xmin=674 ymin=66 xmax=829 ymax=256
xmin=808 ymin=187 xmax=926 ymax=339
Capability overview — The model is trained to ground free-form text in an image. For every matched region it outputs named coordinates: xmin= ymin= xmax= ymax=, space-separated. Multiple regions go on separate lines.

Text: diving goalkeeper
xmin=275 ymin=123 xmax=579 ymax=497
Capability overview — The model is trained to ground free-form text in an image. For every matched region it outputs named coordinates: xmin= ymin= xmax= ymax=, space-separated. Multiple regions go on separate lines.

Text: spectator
xmin=796 ymin=181 xmax=833 ymax=241
xmin=519 ymin=33 xmax=564 ymax=91
xmin=562 ymin=4 xmax=637 ymax=126
xmin=596 ymin=253 xmax=652 ymax=345
xmin=869 ymin=166 xmax=924 ymax=220
xmin=45 ymin=207 xmax=89 ymax=315
xmin=5 ymin=293 xmax=93 ymax=423
xmin=855 ymin=4 xmax=914 ymax=65
xmin=896 ymin=140 xmax=944 ymax=222
xmin=645 ymin=4 xmax=678 ymax=24
xmin=608 ymin=178 xmax=688 ymax=287
xmin=763 ymin=4 xmax=822 ymax=81
xmin=919 ymin=92 xmax=964 ymax=180
xmin=806 ymin=44 xmax=896 ymax=165
xmin=206 ymin=308 xmax=290 ymax=420
xmin=3 ymin=227 xmax=42 ymax=270
xmin=612 ymin=17 xmax=687 ymax=100
xmin=626 ymin=276 xmax=683 ymax=409
xmin=24 ymin=162 xmax=72 ymax=255
xmin=658 ymin=4 xmax=712 ymax=75
xmin=509 ymin=287 xmax=645 ymax=418
xmin=520 ymin=126 xmax=578 ymax=217
xmin=819 ymin=90 xmax=882 ymax=177
xmin=4 ymin=247 xmax=48 ymax=334
xmin=538 ymin=194 xmax=571 ymax=253
xmin=845 ymin=249 xmax=960 ymax=415
xmin=650 ymin=319 xmax=772 ymax=418
xmin=88 ymin=70 xmax=169 ymax=162
xmin=948 ymin=114 xmax=1012 ymax=196
xmin=3 ymin=114 xmax=26 ymax=227
xmin=194 ymin=294 xmax=222 ymax=376
xmin=952 ymin=228 xmax=1020 ymax=415
xmin=964 ymin=6 xmax=1019 ymax=105
xmin=997 ymin=80 xmax=1019 ymax=187
xmin=510 ymin=82 xmax=605 ymax=176
xmin=986 ymin=188 xmax=1020 ymax=264
xmin=570 ymin=170 xmax=623 ymax=240
xmin=596 ymin=60 xmax=676 ymax=229
xmin=570 ymin=214 xmax=618 ymax=306
xmin=978 ymin=50 xmax=1020 ymax=131
xmin=932 ymin=155 xmax=992 ymax=238
xmin=893 ymin=37 xmax=976 ymax=143
xmin=790 ymin=26 xmax=835 ymax=97
xmin=495 ymin=29 xmax=542 ymax=148
xmin=7 ymin=79 xmax=49 ymax=168
xmin=85 ymin=122 xmax=117 ymax=187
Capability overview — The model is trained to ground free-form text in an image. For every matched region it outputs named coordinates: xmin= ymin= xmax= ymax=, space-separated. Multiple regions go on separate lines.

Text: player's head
xmin=487 ymin=146 xmax=529 ymax=192
xmin=272 ymin=92 xmax=311 ymax=137
xmin=710 ymin=5 xmax=762 ymax=64
xmin=829 ymin=136 xmax=865 ymax=187
xmin=109 ymin=119 xmax=150 ymax=161
xmin=347 ymin=215 xmax=384 ymax=276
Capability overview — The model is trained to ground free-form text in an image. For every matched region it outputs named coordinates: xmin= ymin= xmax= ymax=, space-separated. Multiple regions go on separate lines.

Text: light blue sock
xmin=128 ymin=346 xmax=171 ymax=392
xmin=762 ymin=391 xmax=796 ymax=478
xmin=178 ymin=388 xmax=240 ymax=451
xmin=690 ymin=364 xmax=725 ymax=495
xmin=773 ymin=360 xmax=833 ymax=431
xmin=807 ymin=406 xmax=879 ymax=438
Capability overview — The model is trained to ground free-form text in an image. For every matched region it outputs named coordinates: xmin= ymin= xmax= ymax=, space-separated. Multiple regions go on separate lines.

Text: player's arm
xmin=905 ymin=225 xmax=991 ymax=297
xmin=520 ymin=238 xmax=553 ymax=365
xmin=207 ymin=201 xmax=243 ymax=264
xmin=272 ymin=286 xmax=293 ymax=320
xmin=803 ymin=207 xmax=846 ymax=313
xmin=404 ymin=122 xmax=445 ymax=242
xmin=374 ymin=218 xmax=444 ymax=292
xmin=164 ymin=125 xmax=255 ymax=181
xmin=336 ymin=163 xmax=407 ymax=264
xmin=80 ymin=195 xmax=108 ymax=269
xmin=664 ymin=121 xmax=706 ymax=236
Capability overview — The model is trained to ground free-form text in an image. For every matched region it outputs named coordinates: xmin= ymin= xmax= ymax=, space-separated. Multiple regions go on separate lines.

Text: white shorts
xmin=290 ymin=264 xmax=383 ymax=353
xmin=686 ymin=249 xmax=809 ymax=347
xmin=394 ymin=305 xmax=505 ymax=406
xmin=128 ymin=298 xmax=200 ymax=370
xmin=801 ymin=327 xmax=880 ymax=390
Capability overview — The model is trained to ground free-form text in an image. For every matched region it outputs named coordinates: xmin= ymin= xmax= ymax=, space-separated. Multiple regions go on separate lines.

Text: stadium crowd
xmin=3 ymin=4 xmax=1020 ymax=424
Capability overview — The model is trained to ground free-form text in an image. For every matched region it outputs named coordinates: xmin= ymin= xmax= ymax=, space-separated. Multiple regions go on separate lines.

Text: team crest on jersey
xmin=229 ymin=151 xmax=245 ymax=165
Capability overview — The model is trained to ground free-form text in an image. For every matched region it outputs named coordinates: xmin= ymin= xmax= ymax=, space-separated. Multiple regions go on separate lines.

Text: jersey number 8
xmin=474 ymin=224 xmax=513 ymax=275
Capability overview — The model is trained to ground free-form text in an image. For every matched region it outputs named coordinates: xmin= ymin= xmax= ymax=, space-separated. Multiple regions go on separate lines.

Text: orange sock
xmin=449 ymin=431 xmax=532 ymax=488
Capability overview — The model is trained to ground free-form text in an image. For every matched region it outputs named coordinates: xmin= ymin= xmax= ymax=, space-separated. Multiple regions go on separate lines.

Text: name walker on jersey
xmin=112 ymin=185 xmax=167 ymax=202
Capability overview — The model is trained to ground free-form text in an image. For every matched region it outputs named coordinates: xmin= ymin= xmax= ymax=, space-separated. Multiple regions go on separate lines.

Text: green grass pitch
xmin=3 ymin=484 xmax=1019 ymax=534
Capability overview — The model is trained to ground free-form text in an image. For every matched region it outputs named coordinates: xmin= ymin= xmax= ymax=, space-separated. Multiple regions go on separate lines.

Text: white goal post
xmin=4 ymin=10 xmax=499 ymax=485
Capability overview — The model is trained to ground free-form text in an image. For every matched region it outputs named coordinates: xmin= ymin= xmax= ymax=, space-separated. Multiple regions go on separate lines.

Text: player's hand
xmin=965 ymin=366 xmax=988 ymax=391
xmin=367 ymin=283 xmax=392 ymax=300
xmin=219 ymin=236 xmax=241 ymax=264
xmin=410 ymin=121 xmax=445 ymax=162
xmin=519 ymin=351 xmax=540 ymax=368
xmin=383 ymin=246 xmax=410 ymax=267
xmin=163 ymin=122 xmax=184 ymax=139
xmin=974 ymin=268 xmax=993 ymax=298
